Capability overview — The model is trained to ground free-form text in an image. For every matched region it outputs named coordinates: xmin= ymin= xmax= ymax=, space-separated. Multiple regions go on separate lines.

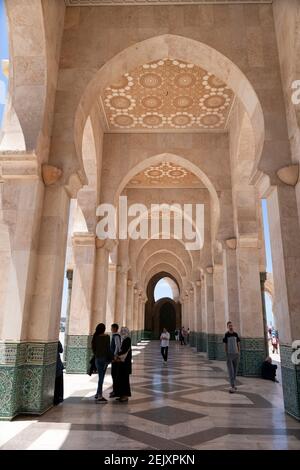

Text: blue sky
xmin=0 ymin=0 xmax=9 ymax=127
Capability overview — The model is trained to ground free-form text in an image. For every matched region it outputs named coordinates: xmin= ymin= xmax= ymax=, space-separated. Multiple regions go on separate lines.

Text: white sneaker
xmin=229 ymin=387 xmax=235 ymax=394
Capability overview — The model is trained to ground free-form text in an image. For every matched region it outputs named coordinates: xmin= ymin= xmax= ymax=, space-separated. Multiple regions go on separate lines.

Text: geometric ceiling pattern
xmin=102 ymin=58 xmax=235 ymax=132
xmin=127 ymin=161 xmax=204 ymax=188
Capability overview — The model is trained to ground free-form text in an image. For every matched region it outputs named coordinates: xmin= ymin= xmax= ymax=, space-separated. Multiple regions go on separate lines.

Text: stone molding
xmin=0 ymin=152 xmax=39 ymax=180
xmin=72 ymin=232 xmax=96 ymax=246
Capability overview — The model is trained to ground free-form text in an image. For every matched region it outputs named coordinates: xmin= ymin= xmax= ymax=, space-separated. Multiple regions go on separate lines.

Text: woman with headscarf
xmin=114 ymin=327 xmax=132 ymax=402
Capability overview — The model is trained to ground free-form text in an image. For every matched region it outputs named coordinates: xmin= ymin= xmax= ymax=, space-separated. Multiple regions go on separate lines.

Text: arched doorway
xmin=144 ymin=272 xmax=182 ymax=339
xmin=159 ymin=300 xmax=176 ymax=337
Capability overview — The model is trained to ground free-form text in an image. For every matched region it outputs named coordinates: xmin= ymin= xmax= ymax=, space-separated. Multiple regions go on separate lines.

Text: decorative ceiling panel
xmin=65 ymin=1 xmax=272 ymax=6
xmin=102 ymin=58 xmax=235 ymax=132
xmin=127 ymin=162 xmax=204 ymax=188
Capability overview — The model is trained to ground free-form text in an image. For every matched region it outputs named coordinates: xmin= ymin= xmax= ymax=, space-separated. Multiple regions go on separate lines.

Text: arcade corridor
xmin=1 ymin=341 xmax=300 ymax=450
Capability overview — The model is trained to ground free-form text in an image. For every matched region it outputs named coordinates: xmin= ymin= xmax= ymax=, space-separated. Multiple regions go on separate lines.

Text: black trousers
xmin=161 ymin=346 xmax=169 ymax=362
xmin=53 ymin=374 xmax=64 ymax=405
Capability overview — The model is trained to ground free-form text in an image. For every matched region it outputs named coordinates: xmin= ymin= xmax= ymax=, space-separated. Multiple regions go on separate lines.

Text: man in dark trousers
xmin=223 ymin=321 xmax=241 ymax=393
xmin=110 ymin=323 xmax=121 ymax=398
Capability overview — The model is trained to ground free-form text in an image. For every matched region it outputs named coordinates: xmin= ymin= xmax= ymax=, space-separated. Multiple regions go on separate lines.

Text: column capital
xmin=277 ymin=164 xmax=299 ymax=186
xmin=225 ymin=237 xmax=237 ymax=250
xmin=95 ymin=237 xmax=118 ymax=251
xmin=42 ymin=164 xmax=62 ymax=186
xmin=117 ymin=264 xmax=130 ymax=275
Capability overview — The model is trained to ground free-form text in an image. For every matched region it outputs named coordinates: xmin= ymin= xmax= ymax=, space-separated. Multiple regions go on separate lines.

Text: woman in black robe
xmin=114 ymin=327 xmax=132 ymax=402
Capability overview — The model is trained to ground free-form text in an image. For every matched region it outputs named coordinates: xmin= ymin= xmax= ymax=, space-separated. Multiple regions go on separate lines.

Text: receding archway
xmin=144 ymin=271 xmax=181 ymax=338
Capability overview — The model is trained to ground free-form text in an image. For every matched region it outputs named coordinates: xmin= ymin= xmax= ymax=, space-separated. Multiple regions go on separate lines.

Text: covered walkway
xmin=1 ymin=341 xmax=300 ymax=450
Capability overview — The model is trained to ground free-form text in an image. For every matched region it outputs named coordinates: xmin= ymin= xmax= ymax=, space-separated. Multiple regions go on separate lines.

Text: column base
xmin=207 ymin=334 xmax=226 ymax=360
xmin=280 ymin=344 xmax=300 ymax=421
xmin=65 ymin=335 xmax=92 ymax=374
xmin=131 ymin=331 xmax=137 ymax=346
xmin=196 ymin=332 xmax=207 ymax=352
xmin=189 ymin=332 xmax=195 ymax=347
xmin=0 ymin=342 xmax=57 ymax=420
xmin=239 ymin=338 xmax=266 ymax=377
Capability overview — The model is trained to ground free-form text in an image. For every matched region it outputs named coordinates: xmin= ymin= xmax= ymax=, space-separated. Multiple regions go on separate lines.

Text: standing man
xmin=223 ymin=321 xmax=241 ymax=393
xmin=160 ymin=328 xmax=170 ymax=364
xmin=110 ymin=323 xmax=121 ymax=398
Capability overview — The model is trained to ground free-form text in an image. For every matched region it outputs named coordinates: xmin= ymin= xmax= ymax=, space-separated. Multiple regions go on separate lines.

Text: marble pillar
xmin=91 ymin=240 xmax=111 ymax=331
xmin=206 ymin=270 xmax=216 ymax=359
xmin=200 ymin=277 xmax=208 ymax=352
xmin=267 ymin=185 xmax=300 ymax=420
xmin=212 ymin=265 xmax=227 ymax=360
xmin=106 ymin=262 xmax=117 ymax=327
xmin=65 ymin=233 xmax=96 ymax=374
xmin=236 ymin=239 xmax=265 ymax=376
xmin=114 ymin=265 xmax=128 ymax=326
xmin=131 ymin=288 xmax=139 ymax=345
xmin=126 ymin=280 xmax=134 ymax=330
xmin=0 ymin=156 xmax=49 ymax=419
xmin=24 ymin=184 xmax=70 ymax=418
xmin=223 ymin=245 xmax=240 ymax=331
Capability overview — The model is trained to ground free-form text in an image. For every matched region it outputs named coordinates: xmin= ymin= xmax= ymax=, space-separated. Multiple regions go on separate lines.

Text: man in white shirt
xmin=160 ymin=328 xmax=170 ymax=364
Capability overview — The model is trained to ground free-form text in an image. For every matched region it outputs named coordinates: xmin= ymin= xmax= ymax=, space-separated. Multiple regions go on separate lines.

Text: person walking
xmin=92 ymin=323 xmax=112 ymax=403
xmin=180 ymin=327 xmax=185 ymax=345
xmin=109 ymin=323 xmax=121 ymax=398
xmin=223 ymin=321 xmax=241 ymax=393
xmin=114 ymin=327 xmax=132 ymax=402
xmin=160 ymin=328 xmax=170 ymax=364
xmin=53 ymin=341 xmax=64 ymax=405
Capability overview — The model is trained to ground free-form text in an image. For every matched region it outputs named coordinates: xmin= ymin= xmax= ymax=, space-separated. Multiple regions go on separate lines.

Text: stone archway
xmin=144 ymin=272 xmax=181 ymax=338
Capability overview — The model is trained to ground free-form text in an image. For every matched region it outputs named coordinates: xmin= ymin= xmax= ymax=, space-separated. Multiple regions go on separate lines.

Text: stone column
xmin=223 ymin=240 xmax=240 ymax=330
xmin=106 ymin=262 xmax=117 ymax=328
xmin=200 ymin=277 xmax=208 ymax=352
xmin=64 ymin=269 xmax=73 ymax=356
xmin=194 ymin=280 xmax=203 ymax=351
xmin=65 ymin=233 xmax=96 ymax=373
xmin=126 ymin=279 xmax=134 ymax=330
xmin=91 ymin=239 xmax=112 ymax=331
xmin=188 ymin=287 xmax=195 ymax=346
xmin=206 ymin=269 xmax=216 ymax=359
xmin=236 ymin=238 xmax=265 ymax=376
xmin=24 ymin=181 xmax=71 ymax=417
xmin=212 ymin=264 xmax=227 ymax=360
xmin=266 ymin=184 xmax=300 ymax=419
xmin=0 ymin=153 xmax=47 ymax=420
xmin=114 ymin=265 xmax=128 ymax=326
xmin=131 ymin=288 xmax=139 ymax=345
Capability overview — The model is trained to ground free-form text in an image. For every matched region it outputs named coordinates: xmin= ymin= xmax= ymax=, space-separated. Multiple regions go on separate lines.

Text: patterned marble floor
xmin=1 ymin=341 xmax=300 ymax=450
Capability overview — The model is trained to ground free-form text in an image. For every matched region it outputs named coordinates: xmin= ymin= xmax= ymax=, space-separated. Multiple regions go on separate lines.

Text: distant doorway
xmin=159 ymin=301 xmax=176 ymax=338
